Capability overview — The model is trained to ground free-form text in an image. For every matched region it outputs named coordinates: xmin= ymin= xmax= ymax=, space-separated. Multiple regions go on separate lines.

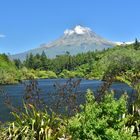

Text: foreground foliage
xmin=0 ymin=89 xmax=139 ymax=140
xmin=68 ymin=90 xmax=137 ymax=140
xmin=0 ymin=104 xmax=65 ymax=140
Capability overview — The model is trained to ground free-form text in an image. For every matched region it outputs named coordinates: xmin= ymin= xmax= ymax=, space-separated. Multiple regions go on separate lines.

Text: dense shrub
xmin=67 ymin=90 xmax=136 ymax=140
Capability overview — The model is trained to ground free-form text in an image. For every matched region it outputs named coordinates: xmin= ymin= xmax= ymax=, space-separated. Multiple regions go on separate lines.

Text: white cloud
xmin=0 ymin=34 xmax=6 ymax=38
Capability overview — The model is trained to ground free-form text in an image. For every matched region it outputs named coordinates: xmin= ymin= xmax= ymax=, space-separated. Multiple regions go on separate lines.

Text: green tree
xmin=134 ymin=38 xmax=140 ymax=50
xmin=40 ymin=51 xmax=48 ymax=70
xmin=14 ymin=59 xmax=22 ymax=69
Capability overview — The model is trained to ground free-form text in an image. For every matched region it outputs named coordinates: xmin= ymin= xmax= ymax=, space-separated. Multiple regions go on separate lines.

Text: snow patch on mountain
xmin=115 ymin=41 xmax=134 ymax=45
xmin=64 ymin=25 xmax=91 ymax=36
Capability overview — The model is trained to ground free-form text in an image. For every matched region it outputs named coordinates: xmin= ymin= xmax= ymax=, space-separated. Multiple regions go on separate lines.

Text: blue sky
xmin=0 ymin=0 xmax=140 ymax=54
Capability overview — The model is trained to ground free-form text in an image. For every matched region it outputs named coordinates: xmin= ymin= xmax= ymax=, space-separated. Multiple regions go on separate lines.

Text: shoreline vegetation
xmin=1 ymin=39 xmax=140 ymax=85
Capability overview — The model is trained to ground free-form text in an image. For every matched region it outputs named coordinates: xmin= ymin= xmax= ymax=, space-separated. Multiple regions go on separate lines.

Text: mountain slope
xmin=11 ymin=25 xmax=115 ymax=60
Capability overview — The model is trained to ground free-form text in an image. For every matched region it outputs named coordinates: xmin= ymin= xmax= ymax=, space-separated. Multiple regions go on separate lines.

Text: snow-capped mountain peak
xmin=64 ymin=25 xmax=91 ymax=36
xmin=11 ymin=25 xmax=115 ymax=60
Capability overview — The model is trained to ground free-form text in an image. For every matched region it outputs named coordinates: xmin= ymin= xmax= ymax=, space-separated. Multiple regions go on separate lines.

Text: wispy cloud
xmin=0 ymin=34 xmax=6 ymax=38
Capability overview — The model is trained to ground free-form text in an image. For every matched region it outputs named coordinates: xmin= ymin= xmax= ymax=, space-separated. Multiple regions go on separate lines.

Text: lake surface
xmin=0 ymin=79 xmax=135 ymax=122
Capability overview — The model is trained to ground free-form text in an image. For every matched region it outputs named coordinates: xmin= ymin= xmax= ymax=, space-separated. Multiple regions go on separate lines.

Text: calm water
xmin=0 ymin=79 xmax=135 ymax=122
